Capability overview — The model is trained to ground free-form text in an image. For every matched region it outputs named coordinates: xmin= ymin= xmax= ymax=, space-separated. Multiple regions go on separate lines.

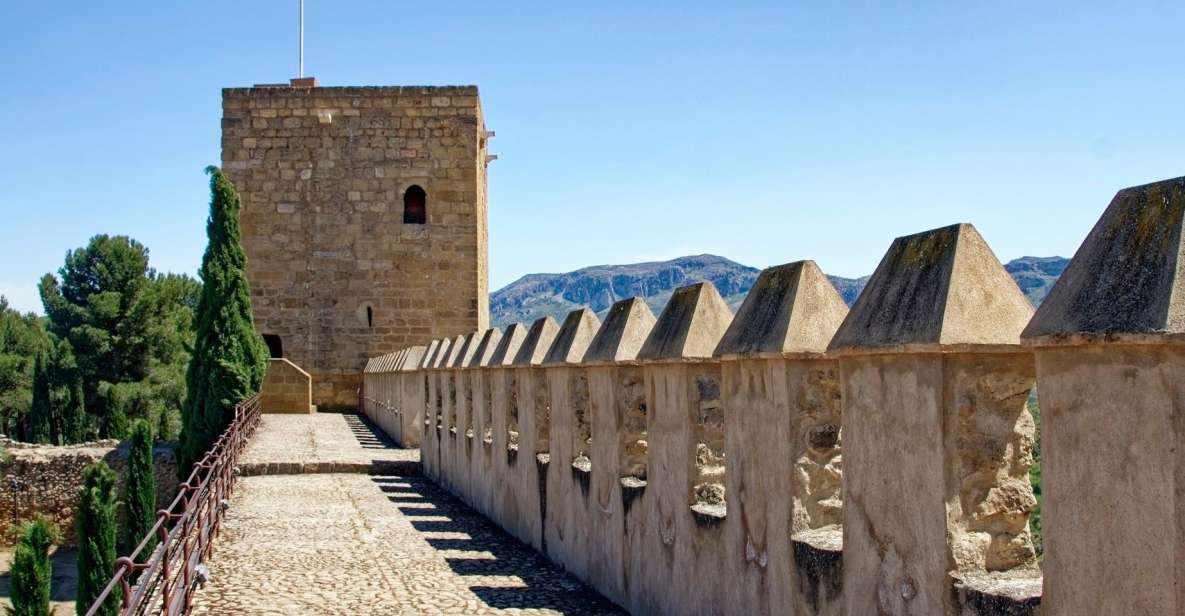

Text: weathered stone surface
xmin=1024 ymin=176 xmax=1185 ymax=339
xmin=470 ymin=328 xmax=503 ymax=367
xmin=512 ymin=317 xmax=560 ymax=366
xmin=637 ymin=282 xmax=734 ymax=360
xmin=583 ymin=297 xmax=656 ymax=363
xmin=489 ymin=323 xmax=528 ymax=366
xmin=542 ymin=309 xmax=600 ymax=365
xmin=0 ymin=438 xmax=178 ymax=546
xmin=715 ymin=260 xmax=848 ymax=356
xmin=190 ymin=474 xmax=623 ymax=615
xmin=420 ymin=339 xmax=441 ymax=369
xmin=399 ymin=346 xmax=427 ymax=371
xmin=224 ymin=85 xmax=490 ymax=408
xmin=237 ymin=414 xmax=419 ymax=477
xmin=448 ymin=334 xmax=472 ymax=368
xmin=829 ymin=223 xmax=1033 ymax=351
xmin=260 ymin=358 xmax=313 ymax=413
xmin=452 ymin=332 xmax=481 ymax=368
xmin=432 ymin=337 xmax=455 ymax=368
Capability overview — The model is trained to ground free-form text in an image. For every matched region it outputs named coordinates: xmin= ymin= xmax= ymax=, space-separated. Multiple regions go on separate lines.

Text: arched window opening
xmin=403 ymin=185 xmax=427 ymax=224
xmin=366 ymin=306 xmax=374 ymax=329
xmin=262 ymin=334 xmax=283 ymax=359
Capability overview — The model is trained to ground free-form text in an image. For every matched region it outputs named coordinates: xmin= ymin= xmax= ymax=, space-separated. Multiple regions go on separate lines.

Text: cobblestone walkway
xmin=189 ymin=413 xmax=623 ymax=615
xmin=239 ymin=413 xmax=420 ymax=475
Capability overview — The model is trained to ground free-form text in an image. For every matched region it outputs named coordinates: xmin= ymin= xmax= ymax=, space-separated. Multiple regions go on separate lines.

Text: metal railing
xmin=84 ymin=394 xmax=262 ymax=616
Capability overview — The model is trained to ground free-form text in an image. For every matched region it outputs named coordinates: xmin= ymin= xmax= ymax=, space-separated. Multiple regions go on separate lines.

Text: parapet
xmin=399 ymin=346 xmax=427 ymax=372
xmin=469 ymin=328 xmax=504 ymax=367
xmin=542 ymin=309 xmax=601 ymax=365
xmin=512 ymin=317 xmax=561 ymax=366
xmin=420 ymin=339 xmax=440 ymax=370
xmin=829 ymin=223 xmax=1033 ymax=352
xmin=489 ymin=323 xmax=528 ymax=366
xmin=714 ymin=261 xmax=848 ymax=357
xmin=451 ymin=332 xmax=480 ymax=368
xmin=584 ymin=298 xmax=657 ymax=363
xmin=431 ymin=338 xmax=454 ymax=368
xmin=637 ymin=282 xmax=734 ymax=360
xmin=1024 ymin=176 xmax=1185 ymax=342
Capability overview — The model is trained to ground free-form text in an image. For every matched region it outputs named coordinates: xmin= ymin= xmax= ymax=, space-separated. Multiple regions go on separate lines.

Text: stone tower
xmin=221 ymin=80 xmax=490 ymax=408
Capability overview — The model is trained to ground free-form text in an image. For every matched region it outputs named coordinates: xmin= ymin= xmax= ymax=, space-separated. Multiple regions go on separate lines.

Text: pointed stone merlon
xmin=431 ymin=337 xmax=454 ymax=369
xmin=543 ymin=308 xmax=601 ymax=365
xmin=451 ymin=333 xmax=479 ymax=368
xmin=1022 ymin=176 xmax=1185 ymax=615
xmin=512 ymin=317 xmax=560 ymax=366
xmin=829 ymin=223 xmax=1034 ymax=351
xmin=584 ymin=297 xmax=657 ymax=362
xmin=637 ymin=282 xmax=734 ymax=360
xmin=715 ymin=261 xmax=848 ymax=356
xmin=469 ymin=328 xmax=504 ymax=367
xmin=400 ymin=346 xmax=427 ymax=372
xmin=830 ymin=223 xmax=1040 ymax=615
xmin=420 ymin=339 xmax=441 ymax=370
xmin=489 ymin=323 xmax=528 ymax=366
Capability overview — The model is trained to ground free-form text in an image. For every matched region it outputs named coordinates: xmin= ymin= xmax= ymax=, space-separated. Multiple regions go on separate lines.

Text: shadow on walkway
xmin=342 ymin=413 xmax=399 ymax=450
xmin=371 ymin=476 xmax=624 ymax=615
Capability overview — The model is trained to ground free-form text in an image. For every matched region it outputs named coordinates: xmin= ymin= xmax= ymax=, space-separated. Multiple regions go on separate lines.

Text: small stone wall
xmin=260 ymin=358 xmax=313 ymax=414
xmin=0 ymin=437 xmax=179 ymax=546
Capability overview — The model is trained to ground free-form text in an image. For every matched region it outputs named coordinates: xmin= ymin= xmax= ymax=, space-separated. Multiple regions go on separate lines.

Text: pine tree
xmin=75 ymin=462 xmax=118 ymax=616
xmin=179 ymin=167 xmax=267 ymax=471
xmin=26 ymin=350 xmax=51 ymax=444
xmin=8 ymin=514 xmax=57 ymax=616
xmin=121 ymin=419 xmax=156 ymax=556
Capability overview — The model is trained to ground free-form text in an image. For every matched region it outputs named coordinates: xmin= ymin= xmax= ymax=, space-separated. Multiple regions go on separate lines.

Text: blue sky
xmin=1 ymin=1 xmax=1183 ymax=314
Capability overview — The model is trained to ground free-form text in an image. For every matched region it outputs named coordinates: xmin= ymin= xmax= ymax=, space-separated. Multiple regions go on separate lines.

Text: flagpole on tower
xmin=299 ymin=0 xmax=304 ymax=78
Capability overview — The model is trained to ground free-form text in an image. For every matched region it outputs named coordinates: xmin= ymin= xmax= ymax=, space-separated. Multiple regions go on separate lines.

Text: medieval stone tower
xmin=221 ymin=79 xmax=490 ymax=408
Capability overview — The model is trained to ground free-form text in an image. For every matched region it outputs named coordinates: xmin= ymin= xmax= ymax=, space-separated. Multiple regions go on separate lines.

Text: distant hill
xmin=490 ymin=254 xmax=1068 ymax=328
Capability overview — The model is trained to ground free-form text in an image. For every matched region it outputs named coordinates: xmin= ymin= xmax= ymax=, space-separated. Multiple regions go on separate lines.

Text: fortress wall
xmin=363 ymin=176 xmax=1185 ymax=615
xmin=367 ymin=261 xmax=1039 ymax=615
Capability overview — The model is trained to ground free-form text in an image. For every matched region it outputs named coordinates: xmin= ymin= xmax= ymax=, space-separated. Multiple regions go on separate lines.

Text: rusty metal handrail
xmin=84 ymin=394 xmax=262 ymax=616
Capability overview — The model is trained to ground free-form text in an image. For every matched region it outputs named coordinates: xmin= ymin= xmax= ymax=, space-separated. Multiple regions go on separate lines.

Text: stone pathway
xmin=189 ymin=413 xmax=623 ymax=615
xmin=239 ymin=413 xmax=420 ymax=476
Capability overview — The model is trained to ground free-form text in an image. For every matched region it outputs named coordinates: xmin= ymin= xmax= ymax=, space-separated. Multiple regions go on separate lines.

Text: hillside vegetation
xmin=491 ymin=254 xmax=1067 ymax=327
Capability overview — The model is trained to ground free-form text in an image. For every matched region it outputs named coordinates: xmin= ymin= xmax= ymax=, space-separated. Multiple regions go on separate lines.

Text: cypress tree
xmin=68 ymin=376 xmax=89 ymax=443
xmin=75 ymin=462 xmax=118 ymax=616
xmin=179 ymin=167 xmax=267 ymax=472
xmin=121 ymin=419 xmax=156 ymax=556
xmin=9 ymin=514 xmax=57 ymax=616
xmin=26 ymin=350 xmax=51 ymax=444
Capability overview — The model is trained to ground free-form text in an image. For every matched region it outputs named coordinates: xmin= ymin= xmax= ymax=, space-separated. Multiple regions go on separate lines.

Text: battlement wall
xmin=364 ymin=176 xmax=1185 ymax=615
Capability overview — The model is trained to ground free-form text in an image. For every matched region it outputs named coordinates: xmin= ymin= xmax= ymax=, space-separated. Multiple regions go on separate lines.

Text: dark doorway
xmin=403 ymin=185 xmax=427 ymax=224
xmin=262 ymin=334 xmax=283 ymax=358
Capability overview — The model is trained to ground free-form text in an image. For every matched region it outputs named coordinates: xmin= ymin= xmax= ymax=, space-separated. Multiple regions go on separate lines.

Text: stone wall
xmin=260 ymin=358 xmax=314 ymax=414
xmin=223 ymin=82 xmax=490 ymax=408
xmin=0 ymin=437 xmax=179 ymax=546
xmin=368 ymin=178 xmax=1185 ymax=614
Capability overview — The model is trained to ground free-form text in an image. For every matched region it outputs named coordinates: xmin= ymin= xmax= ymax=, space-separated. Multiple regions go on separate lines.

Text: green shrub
xmin=8 ymin=514 xmax=58 ymax=616
xmin=122 ymin=419 xmax=156 ymax=556
xmin=75 ymin=462 xmax=118 ymax=616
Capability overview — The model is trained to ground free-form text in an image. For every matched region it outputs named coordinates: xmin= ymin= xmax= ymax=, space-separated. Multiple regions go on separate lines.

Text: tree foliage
xmin=6 ymin=237 xmax=202 ymax=444
xmin=180 ymin=167 xmax=267 ymax=470
xmin=75 ymin=462 xmax=119 ymax=616
xmin=121 ymin=419 xmax=156 ymax=556
xmin=8 ymin=514 xmax=58 ymax=616
xmin=0 ymin=297 xmax=49 ymax=437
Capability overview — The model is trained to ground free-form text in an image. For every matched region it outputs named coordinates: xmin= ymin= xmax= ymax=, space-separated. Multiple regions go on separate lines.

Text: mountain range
xmin=490 ymin=254 xmax=1068 ymax=329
